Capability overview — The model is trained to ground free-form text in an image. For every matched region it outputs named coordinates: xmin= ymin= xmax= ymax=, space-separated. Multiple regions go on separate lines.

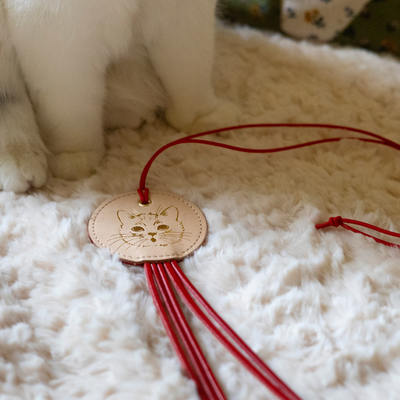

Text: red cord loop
xmin=138 ymin=123 xmax=400 ymax=194
xmin=137 ymin=124 xmax=400 ymax=249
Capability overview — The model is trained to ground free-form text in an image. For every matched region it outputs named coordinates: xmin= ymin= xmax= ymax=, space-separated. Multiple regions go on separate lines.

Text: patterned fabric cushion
xmin=219 ymin=0 xmax=400 ymax=57
xmin=281 ymin=0 xmax=369 ymax=42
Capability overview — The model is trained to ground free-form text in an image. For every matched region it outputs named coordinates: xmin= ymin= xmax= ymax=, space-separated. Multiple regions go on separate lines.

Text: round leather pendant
xmin=88 ymin=191 xmax=207 ymax=265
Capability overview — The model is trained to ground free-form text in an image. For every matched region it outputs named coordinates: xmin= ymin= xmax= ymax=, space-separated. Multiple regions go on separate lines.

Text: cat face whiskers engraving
xmin=108 ymin=204 xmax=191 ymax=252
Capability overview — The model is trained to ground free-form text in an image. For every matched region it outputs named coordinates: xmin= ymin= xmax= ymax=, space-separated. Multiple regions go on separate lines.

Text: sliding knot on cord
xmin=328 ymin=216 xmax=342 ymax=227
xmin=315 ymin=216 xmax=342 ymax=229
xmin=315 ymin=216 xmax=400 ymax=249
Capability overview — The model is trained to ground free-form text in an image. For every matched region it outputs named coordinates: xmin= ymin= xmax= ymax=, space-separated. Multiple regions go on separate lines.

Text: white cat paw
xmin=0 ymin=147 xmax=48 ymax=193
xmin=49 ymin=150 xmax=103 ymax=180
xmin=167 ymin=100 xmax=240 ymax=134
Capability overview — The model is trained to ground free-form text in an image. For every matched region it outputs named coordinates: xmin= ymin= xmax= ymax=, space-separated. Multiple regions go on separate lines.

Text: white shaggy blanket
xmin=2 ymin=25 xmax=400 ymax=400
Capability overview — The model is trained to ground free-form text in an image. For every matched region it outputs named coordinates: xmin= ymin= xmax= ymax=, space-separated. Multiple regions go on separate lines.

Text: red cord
xmin=155 ymin=263 xmax=226 ymax=400
xmin=137 ymin=123 xmax=400 ymax=248
xmin=144 ymin=263 xmax=197 ymax=381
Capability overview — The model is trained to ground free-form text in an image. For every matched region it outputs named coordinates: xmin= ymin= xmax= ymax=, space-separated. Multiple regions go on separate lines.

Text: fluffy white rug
xmin=2 ymin=25 xmax=400 ymax=400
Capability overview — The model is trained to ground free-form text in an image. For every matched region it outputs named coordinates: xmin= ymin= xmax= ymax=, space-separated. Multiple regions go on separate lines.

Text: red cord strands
xmin=154 ymin=263 xmax=226 ymax=400
xmin=144 ymin=261 xmax=301 ymax=400
xmin=144 ymin=264 xmax=197 ymax=383
xmin=146 ymin=262 xmax=222 ymax=400
xmin=167 ymin=261 xmax=301 ymax=400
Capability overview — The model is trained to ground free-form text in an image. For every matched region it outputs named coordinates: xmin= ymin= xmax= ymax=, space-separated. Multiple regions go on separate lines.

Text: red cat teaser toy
xmin=89 ymin=124 xmax=400 ymax=400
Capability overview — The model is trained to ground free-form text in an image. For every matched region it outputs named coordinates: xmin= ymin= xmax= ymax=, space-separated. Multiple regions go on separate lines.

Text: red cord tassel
xmin=144 ymin=261 xmax=301 ymax=400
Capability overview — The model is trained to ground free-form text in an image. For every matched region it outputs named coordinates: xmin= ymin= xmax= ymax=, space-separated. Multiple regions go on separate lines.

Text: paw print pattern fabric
xmin=281 ymin=0 xmax=369 ymax=42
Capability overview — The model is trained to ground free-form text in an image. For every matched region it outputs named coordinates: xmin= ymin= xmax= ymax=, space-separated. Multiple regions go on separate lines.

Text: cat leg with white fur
xmin=142 ymin=0 xmax=239 ymax=133
xmin=34 ymin=61 xmax=106 ymax=181
xmin=4 ymin=1 xmax=137 ymax=181
xmin=7 ymin=27 xmax=106 ymax=180
xmin=0 ymin=8 xmax=47 ymax=193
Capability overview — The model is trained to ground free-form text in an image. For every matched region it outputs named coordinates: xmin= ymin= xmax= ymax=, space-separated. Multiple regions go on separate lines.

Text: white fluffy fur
xmin=1 ymin=24 xmax=400 ymax=399
xmin=0 ymin=0 xmax=238 ymax=191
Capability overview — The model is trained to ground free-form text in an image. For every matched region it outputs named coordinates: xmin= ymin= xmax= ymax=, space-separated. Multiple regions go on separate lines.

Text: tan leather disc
xmin=88 ymin=191 xmax=207 ymax=265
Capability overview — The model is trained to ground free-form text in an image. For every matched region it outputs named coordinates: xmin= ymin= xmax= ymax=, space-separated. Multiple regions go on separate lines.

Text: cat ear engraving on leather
xmin=88 ymin=191 xmax=207 ymax=265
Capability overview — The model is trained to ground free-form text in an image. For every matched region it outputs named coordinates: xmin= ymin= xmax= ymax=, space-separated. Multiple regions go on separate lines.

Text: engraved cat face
xmin=108 ymin=205 xmax=191 ymax=251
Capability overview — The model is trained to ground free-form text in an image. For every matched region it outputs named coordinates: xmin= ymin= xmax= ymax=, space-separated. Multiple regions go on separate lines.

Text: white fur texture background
xmin=1 ymin=25 xmax=400 ymax=400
